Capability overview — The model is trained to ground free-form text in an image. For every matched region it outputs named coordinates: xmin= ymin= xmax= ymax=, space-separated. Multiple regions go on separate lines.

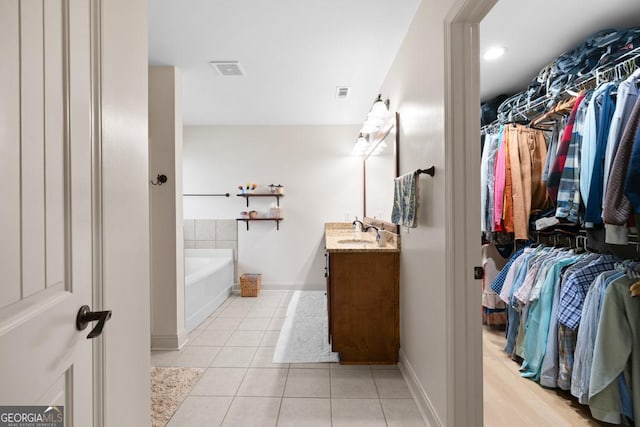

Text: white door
xmin=0 ymin=0 xmax=100 ymax=424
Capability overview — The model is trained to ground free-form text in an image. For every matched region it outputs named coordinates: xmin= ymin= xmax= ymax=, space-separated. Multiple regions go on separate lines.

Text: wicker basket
xmin=240 ymin=273 xmax=261 ymax=297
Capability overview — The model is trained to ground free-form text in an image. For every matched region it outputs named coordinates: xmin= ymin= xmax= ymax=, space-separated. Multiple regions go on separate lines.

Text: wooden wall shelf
xmin=236 ymin=193 xmax=284 ymax=207
xmin=236 ymin=218 xmax=283 ymax=231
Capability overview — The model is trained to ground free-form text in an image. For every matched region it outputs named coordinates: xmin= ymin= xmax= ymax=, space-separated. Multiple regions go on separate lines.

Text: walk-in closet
xmin=479 ymin=2 xmax=640 ymax=425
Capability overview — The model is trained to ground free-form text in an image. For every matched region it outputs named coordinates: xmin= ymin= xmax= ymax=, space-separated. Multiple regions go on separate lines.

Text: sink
xmin=337 ymin=238 xmax=375 ymax=244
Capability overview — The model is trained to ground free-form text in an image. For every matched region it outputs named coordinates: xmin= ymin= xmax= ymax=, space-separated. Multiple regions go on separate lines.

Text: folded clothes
xmin=535 ymin=216 xmax=560 ymax=231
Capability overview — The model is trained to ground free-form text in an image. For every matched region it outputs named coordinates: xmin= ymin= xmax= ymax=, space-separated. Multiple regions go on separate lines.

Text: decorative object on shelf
xmin=270 ymin=207 xmax=283 ymax=218
xmin=240 ymin=211 xmax=249 ymax=219
xmin=238 ymin=182 xmax=257 ymax=194
xmin=353 ymin=94 xmax=394 ymax=156
xmin=249 ymin=210 xmax=258 ymax=219
xmin=268 ymin=184 xmax=284 ymax=194
xmin=150 ymin=173 xmax=168 ymax=186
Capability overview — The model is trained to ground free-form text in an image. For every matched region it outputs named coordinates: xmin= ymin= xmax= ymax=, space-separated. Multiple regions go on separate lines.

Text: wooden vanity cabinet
xmin=326 ymin=250 xmax=399 ymax=364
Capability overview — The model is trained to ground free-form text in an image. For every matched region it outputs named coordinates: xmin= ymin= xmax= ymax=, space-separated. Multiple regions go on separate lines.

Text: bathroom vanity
xmin=324 ymin=222 xmax=400 ymax=364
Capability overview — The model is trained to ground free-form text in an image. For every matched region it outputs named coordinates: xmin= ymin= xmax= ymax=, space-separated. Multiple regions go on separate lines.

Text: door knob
xmin=76 ymin=305 xmax=112 ymax=339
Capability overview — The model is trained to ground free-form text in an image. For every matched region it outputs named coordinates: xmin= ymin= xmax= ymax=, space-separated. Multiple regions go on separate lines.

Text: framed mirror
xmin=363 ymin=112 xmax=399 ymax=223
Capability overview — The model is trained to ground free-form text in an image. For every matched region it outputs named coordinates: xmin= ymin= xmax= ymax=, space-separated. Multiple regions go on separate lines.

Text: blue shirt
xmin=571 ymin=270 xmax=623 ymax=404
xmin=585 ymin=83 xmax=617 ymax=226
xmin=558 ymin=255 xmax=620 ymax=330
xmin=490 ymin=247 xmax=527 ymax=295
xmin=521 ymin=255 xmax=579 ymax=382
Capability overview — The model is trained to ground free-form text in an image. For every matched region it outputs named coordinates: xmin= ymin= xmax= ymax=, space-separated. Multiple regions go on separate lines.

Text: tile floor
xmin=151 ymin=291 xmax=426 ymax=426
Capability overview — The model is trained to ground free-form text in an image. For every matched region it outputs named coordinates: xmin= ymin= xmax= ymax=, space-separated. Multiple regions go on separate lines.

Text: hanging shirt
xmin=490 ymin=246 xmax=527 ymax=295
xmin=604 ymin=98 xmax=640 ymax=244
xmin=481 ymin=242 xmax=508 ymax=310
xmin=571 ymin=270 xmax=623 ymax=404
xmin=588 ymin=275 xmax=640 ymax=425
xmin=481 ymin=132 xmax=500 ymax=234
xmin=493 ymin=132 xmax=507 ymax=231
xmin=624 ymin=124 xmax=640 ymax=215
xmin=558 ymin=254 xmax=620 ymax=330
xmin=585 ymin=83 xmax=617 ymax=226
xmin=542 ymin=120 xmax=563 ymax=183
xmin=547 ymin=93 xmax=587 ymax=204
xmin=556 ymin=91 xmax=593 ymax=223
xmin=581 ymin=83 xmax=616 ymax=210
xmin=520 ymin=255 xmax=579 ymax=382
xmin=603 ymin=70 xmax=640 ymax=208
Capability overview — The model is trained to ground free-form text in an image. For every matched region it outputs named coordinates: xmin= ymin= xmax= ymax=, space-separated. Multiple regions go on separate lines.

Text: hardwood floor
xmin=482 ymin=327 xmax=614 ymax=426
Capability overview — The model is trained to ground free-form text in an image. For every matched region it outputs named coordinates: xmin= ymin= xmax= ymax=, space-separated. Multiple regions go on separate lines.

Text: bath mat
xmin=272 ymin=290 xmax=339 ymax=363
xmin=150 ymin=366 xmax=204 ymax=427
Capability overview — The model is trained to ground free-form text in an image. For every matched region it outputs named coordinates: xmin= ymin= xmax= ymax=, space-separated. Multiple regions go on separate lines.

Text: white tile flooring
xmin=151 ymin=291 xmax=426 ymax=426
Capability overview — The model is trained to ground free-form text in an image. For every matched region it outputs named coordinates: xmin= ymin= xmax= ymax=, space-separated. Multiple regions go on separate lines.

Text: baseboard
xmin=232 ymin=282 xmax=326 ymax=292
xmin=151 ymin=330 xmax=188 ymax=350
xmin=398 ymin=348 xmax=444 ymax=427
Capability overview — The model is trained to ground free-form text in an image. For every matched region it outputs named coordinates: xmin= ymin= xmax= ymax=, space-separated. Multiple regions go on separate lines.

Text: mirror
xmin=363 ymin=112 xmax=399 ymax=223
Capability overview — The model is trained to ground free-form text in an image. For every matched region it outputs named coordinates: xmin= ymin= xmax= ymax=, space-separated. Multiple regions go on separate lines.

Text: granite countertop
xmin=324 ymin=222 xmax=400 ymax=253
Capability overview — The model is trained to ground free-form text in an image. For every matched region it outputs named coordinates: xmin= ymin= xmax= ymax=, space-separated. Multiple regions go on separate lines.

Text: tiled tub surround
xmin=184 ymin=219 xmax=238 ymax=282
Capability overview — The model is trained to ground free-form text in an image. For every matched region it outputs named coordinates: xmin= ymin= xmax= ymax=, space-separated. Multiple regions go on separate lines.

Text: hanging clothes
xmin=604 ymin=97 xmax=640 ymax=244
xmin=584 ymin=83 xmax=617 ymax=227
xmin=603 ymin=69 xmax=640 ymax=204
xmin=589 ymin=275 xmax=639 ymax=424
xmin=547 ymin=93 xmax=587 ymax=204
xmin=556 ymin=90 xmax=593 ymax=224
xmin=481 ymin=242 xmax=509 ymax=327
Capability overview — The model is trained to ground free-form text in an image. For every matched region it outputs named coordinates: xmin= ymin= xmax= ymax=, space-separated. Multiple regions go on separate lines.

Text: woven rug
xmin=150 ymin=366 xmax=204 ymax=427
xmin=272 ymin=290 xmax=339 ymax=363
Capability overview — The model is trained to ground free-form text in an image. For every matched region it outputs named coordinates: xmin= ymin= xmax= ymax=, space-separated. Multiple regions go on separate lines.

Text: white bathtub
xmin=184 ymin=248 xmax=234 ymax=333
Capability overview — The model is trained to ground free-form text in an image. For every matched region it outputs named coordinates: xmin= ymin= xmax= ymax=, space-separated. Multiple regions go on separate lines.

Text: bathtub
xmin=184 ymin=248 xmax=234 ymax=333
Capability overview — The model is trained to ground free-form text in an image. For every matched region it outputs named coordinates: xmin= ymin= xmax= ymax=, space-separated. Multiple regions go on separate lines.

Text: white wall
xmin=101 ymin=0 xmax=150 ymax=424
xmin=149 ymin=66 xmax=186 ymax=349
xmin=183 ymin=125 xmax=362 ymax=289
xmin=378 ymin=0 xmax=457 ymax=425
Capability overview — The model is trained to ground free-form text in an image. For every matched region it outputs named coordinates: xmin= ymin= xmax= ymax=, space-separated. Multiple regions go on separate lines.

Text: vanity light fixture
xmin=352 ymin=133 xmax=369 ymax=155
xmin=354 ymin=94 xmax=392 ymax=156
xmin=369 ymin=94 xmax=390 ymax=118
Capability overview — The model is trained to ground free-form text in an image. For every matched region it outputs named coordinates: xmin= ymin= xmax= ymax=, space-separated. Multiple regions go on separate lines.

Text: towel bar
xmin=417 ymin=166 xmax=435 ymax=177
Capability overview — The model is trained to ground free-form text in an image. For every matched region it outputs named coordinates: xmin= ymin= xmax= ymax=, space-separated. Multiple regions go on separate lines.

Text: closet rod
xmin=481 ymin=47 xmax=640 ymax=134
xmin=183 ymin=193 xmax=230 ymax=197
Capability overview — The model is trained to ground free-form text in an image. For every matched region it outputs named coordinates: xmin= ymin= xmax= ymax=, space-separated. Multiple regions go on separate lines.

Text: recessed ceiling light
xmin=483 ymin=46 xmax=506 ymax=61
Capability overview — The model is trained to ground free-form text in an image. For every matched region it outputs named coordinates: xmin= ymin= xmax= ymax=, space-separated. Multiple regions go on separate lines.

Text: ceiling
xmin=149 ymin=0 xmax=640 ymax=125
xmin=480 ymin=0 xmax=640 ymax=102
xmin=149 ymin=0 xmax=420 ymax=125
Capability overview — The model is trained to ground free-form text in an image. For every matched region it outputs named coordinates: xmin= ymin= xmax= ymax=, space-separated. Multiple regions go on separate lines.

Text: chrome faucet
xmin=363 ymin=225 xmax=382 ymax=243
xmin=352 ymin=218 xmax=366 ymax=232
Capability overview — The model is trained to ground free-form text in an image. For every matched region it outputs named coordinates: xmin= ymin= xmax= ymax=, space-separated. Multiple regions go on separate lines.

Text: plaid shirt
xmin=547 ymin=93 xmax=587 ymax=204
xmin=557 ymin=255 xmax=619 ymax=330
xmin=556 ymin=91 xmax=593 ymax=223
xmin=558 ymin=324 xmax=578 ymax=390
xmin=490 ymin=247 xmax=527 ymax=295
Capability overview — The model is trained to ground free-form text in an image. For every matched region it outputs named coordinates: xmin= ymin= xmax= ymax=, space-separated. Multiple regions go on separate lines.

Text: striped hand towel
xmin=391 ymin=170 xmax=419 ymax=228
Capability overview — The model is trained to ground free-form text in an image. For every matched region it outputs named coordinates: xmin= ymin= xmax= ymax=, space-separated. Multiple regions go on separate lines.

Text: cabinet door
xmin=325 ymin=251 xmax=332 ymax=343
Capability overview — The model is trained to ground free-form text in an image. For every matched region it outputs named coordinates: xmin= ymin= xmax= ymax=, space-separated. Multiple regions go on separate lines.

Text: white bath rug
xmin=272 ymin=290 xmax=339 ymax=363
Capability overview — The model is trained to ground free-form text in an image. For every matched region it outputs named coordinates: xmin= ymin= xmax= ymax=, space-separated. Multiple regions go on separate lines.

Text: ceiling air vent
xmin=335 ymin=86 xmax=351 ymax=99
xmin=209 ymin=61 xmax=246 ymax=77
